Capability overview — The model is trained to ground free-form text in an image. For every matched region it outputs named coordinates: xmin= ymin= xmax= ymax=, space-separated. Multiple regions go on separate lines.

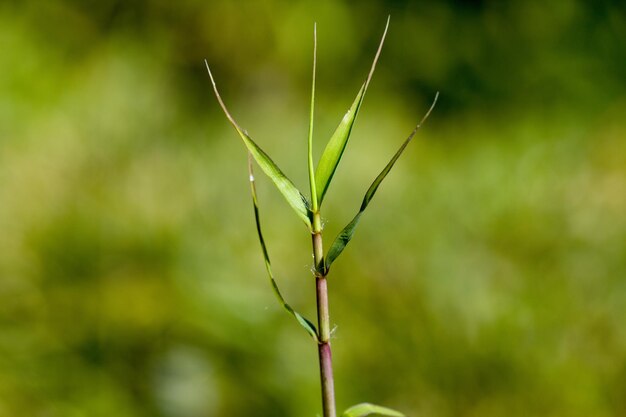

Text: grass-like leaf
xmin=314 ymin=16 xmax=390 ymax=206
xmin=325 ymin=93 xmax=439 ymax=270
xmin=307 ymin=23 xmax=319 ymax=212
xmin=206 ymin=61 xmax=312 ymax=228
xmin=341 ymin=403 xmax=405 ymax=417
xmin=247 ymin=153 xmax=319 ymax=342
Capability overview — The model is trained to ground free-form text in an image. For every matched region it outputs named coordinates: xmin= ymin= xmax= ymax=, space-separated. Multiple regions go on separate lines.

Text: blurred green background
xmin=1 ymin=0 xmax=625 ymax=416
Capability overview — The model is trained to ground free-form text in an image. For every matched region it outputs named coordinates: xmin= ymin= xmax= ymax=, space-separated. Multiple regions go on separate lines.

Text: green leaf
xmin=246 ymin=153 xmax=319 ymax=342
xmin=205 ymin=61 xmax=312 ymax=228
xmin=325 ymin=93 xmax=439 ymax=270
xmin=341 ymin=403 xmax=405 ymax=417
xmin=307 ymin=23 xmax=319 ymax=212
xmin=314 ymin=16 xmax=390 ymax=206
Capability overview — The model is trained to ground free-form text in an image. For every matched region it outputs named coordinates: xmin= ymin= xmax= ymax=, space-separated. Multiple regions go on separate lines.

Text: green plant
xmin=206 ymin=17 xmax=437 ymax=417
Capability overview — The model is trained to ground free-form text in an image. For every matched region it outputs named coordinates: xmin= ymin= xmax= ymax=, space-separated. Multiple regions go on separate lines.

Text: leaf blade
xmin=342 ymin=403 xmax=405 ymax=417
xmin=325 ymin=92 xmax=439 ymax=270
xmin=314 ymin=16 xmax=390 ymax=205
xmin=205 ymin=61 xmax=311 ymax=228
xmin=307 ymin=23 xmax=319 ymax=212
xmin=247 ymin=154 xmax=319 ymax=342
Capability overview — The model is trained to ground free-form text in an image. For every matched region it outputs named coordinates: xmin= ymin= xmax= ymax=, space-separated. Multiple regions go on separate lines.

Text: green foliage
xmin=2 ymin=1 xmax=626 ymax=417
xmin=315 ymin=17 xmax=389 ymax=206
xmin=206 ymin=61 xmax=312 ymax=228
xmin=247 ymin=154 xmax=319 ymax=341
xmin=307 ymin=23 xmax=319 ymax=212
xmin=342 ymin=403 xmax=405 ymax=417
xmin=326 ymin=93 xmax=439 ymax=270
xmin=211 ymin=18 xmax=427 ymax=416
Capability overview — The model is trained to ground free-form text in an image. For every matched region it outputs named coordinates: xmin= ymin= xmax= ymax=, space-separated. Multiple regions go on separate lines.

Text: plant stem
xmin=316 ymin=275 xmax=336 ymax=417
xmin=312 ymin=212 xmax=336 ymax=417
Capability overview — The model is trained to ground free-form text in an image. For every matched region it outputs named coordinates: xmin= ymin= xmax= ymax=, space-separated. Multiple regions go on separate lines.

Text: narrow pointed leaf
xmin=206 ymin=61 xmax=311 ymax=228
xmin=342 ymin=403 xmax=405 ymax=417
xmin=307 ymin=23 xmax=319 ymax=212
xmin=314 ymin=16 xmax=390 ymax=205
xmin=326 ymin=93 xmax=439 ymax=270
xmin=247 ymin=154 xmax=319 ymax=342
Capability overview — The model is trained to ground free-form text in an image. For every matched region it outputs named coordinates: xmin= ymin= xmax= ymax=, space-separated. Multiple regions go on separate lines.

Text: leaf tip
xmin=416 ymin=91 xmax=439 ymax=129
xmin=204 ymin=59 xmax=216 ymax=87
xmin=204 ymin=60 xmax=247 ymax=135
xmin=365 ymin=17 xmax=390 ymax=89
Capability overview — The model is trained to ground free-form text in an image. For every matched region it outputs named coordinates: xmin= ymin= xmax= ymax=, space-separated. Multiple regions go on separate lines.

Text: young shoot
xmin=206 ymin=16 xmax=438 ymax=417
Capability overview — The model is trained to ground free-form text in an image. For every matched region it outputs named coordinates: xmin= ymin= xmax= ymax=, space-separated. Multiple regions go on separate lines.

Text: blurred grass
xmin=1 ymin=1 xmax=625 ymax=416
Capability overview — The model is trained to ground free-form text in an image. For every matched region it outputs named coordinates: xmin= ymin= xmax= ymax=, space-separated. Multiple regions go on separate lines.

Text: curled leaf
xmin=206 ymin=61 xmax=312 ymax=228
xmin=342 ymin=402 xmax=405 ymax=417
xmin=325 ymin=92 xmax=439 ymax=270
xmin=314 ymin=16 xmax=390 ymax=206
xmin=247 ymin=153 xmax=319 ymax=342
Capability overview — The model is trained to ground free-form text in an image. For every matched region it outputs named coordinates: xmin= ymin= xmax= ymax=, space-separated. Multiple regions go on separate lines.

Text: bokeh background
xmin=1 ymin=0 xmax=625 ymax=416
